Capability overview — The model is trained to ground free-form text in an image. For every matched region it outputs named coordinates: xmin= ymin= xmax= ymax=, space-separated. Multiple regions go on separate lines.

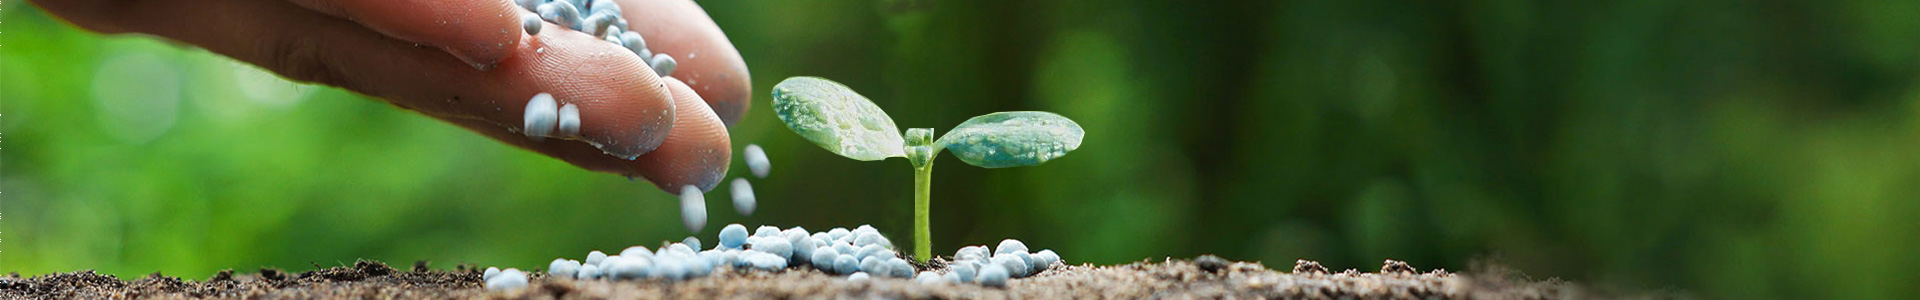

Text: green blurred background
xmin=5 ymin=0 xmax=1920 ymax=298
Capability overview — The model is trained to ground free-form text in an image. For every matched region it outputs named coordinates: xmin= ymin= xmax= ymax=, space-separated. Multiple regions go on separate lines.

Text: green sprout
xmin=771 ymin=76 xmax=1085 ymax=262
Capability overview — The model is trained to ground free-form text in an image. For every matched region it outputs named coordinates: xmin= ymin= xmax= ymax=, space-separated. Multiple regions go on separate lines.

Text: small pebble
xmin=992 ymin=254 xmax=1030 ymax=278
xmin=655 ymin=260 xmax=688 ymax=280
xmin=719 ymin=224 xmax=748 ymax=249
xmin=606 ymin=258 xmax=650 ymax=279
xmin=600 ymin=256 xmax=622 ymax=269
xmin=744 ymin=144 xmax=771 ymax=178
xmin=483 ymin=267 xmax=500 ymax=281
xmin=833 ymin=255 xmax=859 ymax=275
xmin=915 ymin=271 xmax=943 ymax=284
xmin=730 ymin=178 xmax=755 ymax=216
xmin=582 ymin=12 xmax=615 ymax=37
xmin=556 ymin=103 xmax=580 ymax=137
xmin=855 ymin=244 xmax=886 ymax=261
xmin=801 ymin=237 xmax=828 ymax=262
xmin=860 ymin=256 xmax=887 ymax=275
xmin=853 ymin=232 xmax=887 ymax=248
xmin=600 ymin=25 xmax=624 ymax=40
xmin=686 ymin=256 xmax=715 ymax=277
xmin=536 ymin=2 xmax=580 ymax=31
xmin=522 ymin=93 xmax=558 ymax=139
xmin=791 ymin=241 xmax=817 ymax=265
xmin=975 ymin=264 xmax=1009 ymax=287
xmin=848 ymin=272 xmax=870 ymax=281
xmin=834 ymin=242 xmax=856 ymax=256
xmin=1010 ymin=251 xmax=1033 ymax=270
xmin=682 ymin=259 xmax=710 ymax=276
xmin=680 ymin=185 xmax=707 ymax=232
xmin=672 ymin=256 xmax=706 ymax=278
xmin=950 ymin=262 xmax=977 ymax=283
xmin=696 ymin=250 xmax=724 ymax=265
xmin=995 ymin=239 xmax=1028 ymax=255
xmin=782 ymin=229 xmax=810 ymax=256
xmin=603 ymin=32 xmax=626 ymax=48
xmin=576 ymin=264 xmax=601 ymax=279
xmin=620 ymin=32 xmax=647 ymax=55
xmin=561 ymin=0 xmax=587 ymax=30
xmin=886 ymin=258 xmax=915 ymax=278
xmin=515 ymin=0 xmax=541 ymax=11
xmin=753 ymin=226 xmax=780 ymax=237
xmin=942 ymin=271 xmax=964 ymax=284
xmin=560 ymin=0 xmax=586 ymax=17
xmin=784 ymin=227 xmax=810 ymax=244
xmin=549 ymin=258 xmax=581 ymax=278
xmin=748 ymin=236 xmax=793 ymax=259
xmin=585 ymin=250 xmax=608 ymax=266
xmin=1031 ymin=249 xmax=1060 ymax=273
xmin=620 ymin=246 xmax=653 ymax=260
xmin=485 ymin=269 xmax=529 ymax=290
xmin=683 ymin=237 xmax=703 ymax=251
xmin=714 ymin=250 xmax=743 ymax=268
xmin=521 ymin=13 xmax=543 ymax=35
xmin=810 ymin=247 xmax=840 ymax=272
xmin=956 ymin=246 xmax=988 ymax=262
xmin=650 ymin=53 xmax=677 ymax=77
xmin=589 ymin=0 xmax=621 ymax=15
xmin=828 ymin=228 xmax=851 ymax=240
xmin=728 ymin=250 xmax=753 ymax=269
xmin=747 ymin=252 xmax=788 ymax=271
xmin=666 ymin=243 xmax=696 ymax=256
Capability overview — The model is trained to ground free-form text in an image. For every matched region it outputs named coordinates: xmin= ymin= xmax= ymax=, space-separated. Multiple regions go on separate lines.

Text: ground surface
xmin=0 ymin=257 xmax=1638 ymax=299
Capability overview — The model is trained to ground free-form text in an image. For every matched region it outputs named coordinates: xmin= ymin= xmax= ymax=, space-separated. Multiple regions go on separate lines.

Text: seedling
xmin=770 ymin=76 xmax=1086 ymax=261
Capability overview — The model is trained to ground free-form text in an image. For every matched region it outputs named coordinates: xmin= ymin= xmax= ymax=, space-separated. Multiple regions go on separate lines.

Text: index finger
xmin=615 ymin=0 xmax=751 ymax=127
xmin=284 ymin=0 xmax=523 ymax=68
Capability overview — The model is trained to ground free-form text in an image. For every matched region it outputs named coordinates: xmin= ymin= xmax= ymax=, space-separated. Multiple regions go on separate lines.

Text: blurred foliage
xmin=5 ymin=0 xmax=1920 ymax=299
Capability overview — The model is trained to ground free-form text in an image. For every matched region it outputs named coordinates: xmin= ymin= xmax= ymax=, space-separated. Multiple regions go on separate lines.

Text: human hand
xmin=32 ymin=0 xmax=751 ymax=191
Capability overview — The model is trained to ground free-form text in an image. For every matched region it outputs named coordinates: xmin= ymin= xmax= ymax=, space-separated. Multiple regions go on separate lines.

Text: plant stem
xmin=903 ymin=128 xmax=938 ymax=262
xmin=913 ymin=161 xmax=933 ymax=262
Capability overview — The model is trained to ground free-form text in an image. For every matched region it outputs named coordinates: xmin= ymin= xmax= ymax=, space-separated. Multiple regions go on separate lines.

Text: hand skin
xmin=31 ymin=0 xmax=752 ymax=192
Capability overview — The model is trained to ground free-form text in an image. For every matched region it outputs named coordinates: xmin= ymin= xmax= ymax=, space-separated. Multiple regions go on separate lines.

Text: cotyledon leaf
xmin=771 ymin=77 xmax=906 ymax=161
xmin=936 ymin=111 xmax=1085 ymax=168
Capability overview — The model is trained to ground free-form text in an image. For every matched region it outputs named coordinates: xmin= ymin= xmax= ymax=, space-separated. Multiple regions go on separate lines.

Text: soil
xmin=0 ymin=257 xmax=1654 ymax=299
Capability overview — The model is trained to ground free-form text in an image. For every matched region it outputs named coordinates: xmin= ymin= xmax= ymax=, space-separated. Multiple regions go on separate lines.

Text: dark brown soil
xmin=0 ymin=257 xmax=1649 ymax=299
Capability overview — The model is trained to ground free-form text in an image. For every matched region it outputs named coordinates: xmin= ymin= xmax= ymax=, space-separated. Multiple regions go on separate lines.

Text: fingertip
xmin=681 ymin=54 xmax=750 ymax=127
xmin=632 ymin=77 xmax=731 ymax=192
xmin=618 ymin=0 xmax=751 ymax=127
xmin=510 ymin=28 xmax=675 ymax=160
